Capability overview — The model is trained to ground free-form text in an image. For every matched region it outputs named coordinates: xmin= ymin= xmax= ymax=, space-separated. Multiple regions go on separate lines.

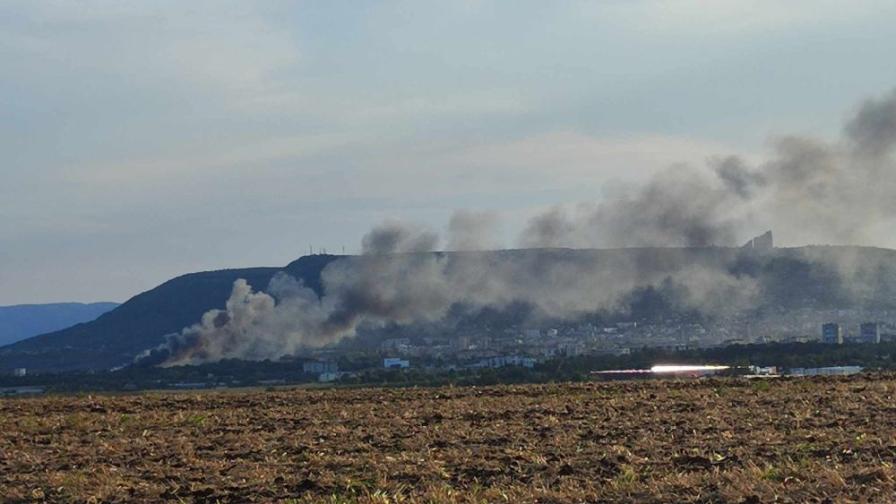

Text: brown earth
xmin=2 ymin=376 xmax=896 ymax=503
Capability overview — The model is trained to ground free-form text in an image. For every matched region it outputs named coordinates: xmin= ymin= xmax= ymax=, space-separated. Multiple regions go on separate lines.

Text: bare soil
xmin=2 ymin=376 xmax=896 ymax=503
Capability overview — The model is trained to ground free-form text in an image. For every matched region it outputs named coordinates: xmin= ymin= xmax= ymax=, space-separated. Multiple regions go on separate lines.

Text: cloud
xmin=3 ymin=1 xmax=896 ymax=306
xmin=2 ymin=1 xmax=300 ymax=106
xmin=580 ymin=0 xmax=896 ymax=36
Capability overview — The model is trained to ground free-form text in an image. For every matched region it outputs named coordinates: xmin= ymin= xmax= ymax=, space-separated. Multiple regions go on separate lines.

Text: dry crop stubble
xmin=2 ymin=376 xmax=896 ymax=502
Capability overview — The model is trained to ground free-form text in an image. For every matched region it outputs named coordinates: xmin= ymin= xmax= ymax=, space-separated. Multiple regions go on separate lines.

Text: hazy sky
xmin=3 ymin=1 xmax=896 ymax=304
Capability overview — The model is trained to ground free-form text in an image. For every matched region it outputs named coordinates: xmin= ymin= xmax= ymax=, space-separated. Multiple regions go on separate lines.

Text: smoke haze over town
xmin=137 ymin=88 xmax=896 ymax=365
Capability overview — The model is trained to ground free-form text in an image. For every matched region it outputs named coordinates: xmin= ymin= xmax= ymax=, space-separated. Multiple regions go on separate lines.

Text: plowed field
xmin=3 ymin=376 xmax=896 ymax=503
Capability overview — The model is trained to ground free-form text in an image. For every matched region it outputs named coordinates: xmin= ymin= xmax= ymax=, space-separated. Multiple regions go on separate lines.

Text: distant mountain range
xmin=3 ymin=247 xmax=896 ymax=373
xmin=0 ymin=302 xmax=119 ymax=347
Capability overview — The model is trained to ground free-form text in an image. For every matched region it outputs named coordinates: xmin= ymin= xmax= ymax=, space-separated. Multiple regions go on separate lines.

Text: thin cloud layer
xmin=3 ymin=2 xmax=896 ymax=304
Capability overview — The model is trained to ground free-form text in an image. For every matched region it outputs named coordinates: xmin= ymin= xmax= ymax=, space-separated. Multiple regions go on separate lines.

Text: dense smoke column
xmin=138 ymin=247 xmax=761 ymax=366
xmin=713 ymin=156 xmax=766 ymax=199
xmin=137 ymin=88 xmax=896 ymax=367
xmin=519 ymin=89 xmax=896 ymax=250
xmin=519 ymin=166 xmax=742 ymax=249
xmin=446 ymin=210 xmax=501 ymax=251
xmin=137 ymin=222 xmax=447 ymax=366
xmin=846 ymin=89 xmax=896 ymax=158
xmin=360 ymin=220 xmax=439 ymax=255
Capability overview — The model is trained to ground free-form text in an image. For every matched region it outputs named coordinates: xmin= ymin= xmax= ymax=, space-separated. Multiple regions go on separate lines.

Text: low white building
xmin=13 ymin=368 xmax=26 ymax=377
xmin=788 ymin=366 xmax=863 ymax=376
xmin=384 ymin=357 xmax=410 ymax=369
xmin=474 ymin=355 xmax=537 ymax=369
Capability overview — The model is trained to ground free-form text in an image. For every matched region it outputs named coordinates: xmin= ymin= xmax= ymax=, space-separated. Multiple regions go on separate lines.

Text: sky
xmin=3 ymin=0 xmax=896 ymax=305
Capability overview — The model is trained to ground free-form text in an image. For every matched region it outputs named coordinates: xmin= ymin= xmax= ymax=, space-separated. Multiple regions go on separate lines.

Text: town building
xmin=860 ymin=322 xmax=881 ymax=344
xmin=473 ymin=355 xmax=537 ymax=369
xmin=821 ymin=323 xmax=843 ymax=344
xmin=379 ymin=338 xmax=411 ymax=353
xmin=787 ymin=366 xmax=863 ymax=376
xmin=742 ymin=230 xmax=774 ymax=249
xmin=303 ymin=360 xmax=338 ymax=374
xmin=383 ymin=357 xmax=410 ymax=369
